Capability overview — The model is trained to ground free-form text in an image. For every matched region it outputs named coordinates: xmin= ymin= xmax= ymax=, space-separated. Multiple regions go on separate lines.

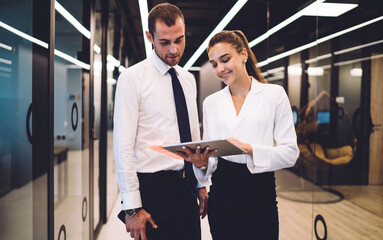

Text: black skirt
xmin=207 ymin=158 xmax=279 ymax=240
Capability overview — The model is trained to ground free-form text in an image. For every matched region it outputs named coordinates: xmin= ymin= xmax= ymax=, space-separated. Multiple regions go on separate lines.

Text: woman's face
xmin=208 ymin=42 xmax=247 ymax=85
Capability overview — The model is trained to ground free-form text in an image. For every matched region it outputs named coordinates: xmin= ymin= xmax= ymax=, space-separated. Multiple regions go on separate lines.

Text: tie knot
xmin=168 ymin=67 xmax=177 ymax=77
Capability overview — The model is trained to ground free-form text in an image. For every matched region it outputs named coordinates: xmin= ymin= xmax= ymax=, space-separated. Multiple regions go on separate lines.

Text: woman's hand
xmin=175 ymin=145 xmax=217 ymax=168
xmin=227 ymin=137 xmax=253 ymax=156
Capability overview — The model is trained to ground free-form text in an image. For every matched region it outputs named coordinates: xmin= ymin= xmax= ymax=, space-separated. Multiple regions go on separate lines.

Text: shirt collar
xmin=222 ymin=76 xmax=264 ymax=97
xmin=149 ymin=50 xmax=179 ymax=76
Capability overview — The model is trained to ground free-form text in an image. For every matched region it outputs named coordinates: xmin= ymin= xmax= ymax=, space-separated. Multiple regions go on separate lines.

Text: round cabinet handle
xmin=314 ymin=214 xmax=327 ymax=240
xmin=352 ymin=106 xmax=372 ymax=141
xmin=58 ymin=225 xmax=66 ymax=240
xmin=71 ymin=102 xmax=78 ymax=131
xmin=82 ymin=197 xmax=88 ymax=222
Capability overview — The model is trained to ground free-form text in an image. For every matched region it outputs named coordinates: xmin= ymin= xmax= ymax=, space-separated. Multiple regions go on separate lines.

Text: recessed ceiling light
xmin=350 ymin=68 xmax=362 ymax=77
xmin=301 ymin=2 xmax=358 ymax=17
xmin=308 ymin=67 xmax=324 ymax=76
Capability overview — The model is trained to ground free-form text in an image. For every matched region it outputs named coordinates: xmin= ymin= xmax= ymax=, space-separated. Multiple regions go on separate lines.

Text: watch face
xmin=126 ymin=210 xmax=135 ymax=217
xmin=126 ymin=208 xmax=142 ymax=217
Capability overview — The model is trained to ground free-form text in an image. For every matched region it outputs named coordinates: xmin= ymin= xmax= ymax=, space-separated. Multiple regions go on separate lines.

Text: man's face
xmin=146 ymin=18 xmax=186 ymax=66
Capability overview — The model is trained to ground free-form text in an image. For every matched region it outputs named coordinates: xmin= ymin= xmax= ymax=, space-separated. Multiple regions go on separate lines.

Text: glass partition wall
xmin=0 ymin=0 xmax=51 ymax=239
xmin=311 ymin=5 xmax=383 ymax=239
xmin=53 ymin=0 xmax=90 ymax=239
xmin=257 ymin=1 xmax=383 ymax=239
xmin=0 ymin=1 xmax=35 ymax=239
xmin=196 ymin=0 xmax=383 ymax=239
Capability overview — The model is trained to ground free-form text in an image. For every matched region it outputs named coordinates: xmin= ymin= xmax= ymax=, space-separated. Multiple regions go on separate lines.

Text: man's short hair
xmin=148 ymin=3 xmax=185 ymax=37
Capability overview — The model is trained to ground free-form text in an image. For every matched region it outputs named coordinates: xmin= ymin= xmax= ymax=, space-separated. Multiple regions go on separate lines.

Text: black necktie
xmin=168 ymin=67 xmax=197 ymax=190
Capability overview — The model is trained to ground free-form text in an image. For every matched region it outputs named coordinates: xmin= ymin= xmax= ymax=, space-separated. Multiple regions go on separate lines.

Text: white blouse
xmin=193 ymin=78 xmax=300 ymax=184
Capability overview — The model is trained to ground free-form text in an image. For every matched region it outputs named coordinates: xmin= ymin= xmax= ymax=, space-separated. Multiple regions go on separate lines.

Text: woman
xmin=181 ymin=30 xmax=299 ymax=239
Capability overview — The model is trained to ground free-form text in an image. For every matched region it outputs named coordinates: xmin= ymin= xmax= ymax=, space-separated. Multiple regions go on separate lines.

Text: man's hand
xmin=198 ymin=187 xmax=208 ymax=219
xmin=176 ymin=145 xmax=217 ymax=168
xmin=125 ymin=209 xmax=157 ymax=240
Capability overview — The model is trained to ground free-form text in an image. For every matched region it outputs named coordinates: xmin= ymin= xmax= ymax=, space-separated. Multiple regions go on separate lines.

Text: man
xmin=113 ymin=3 xmax=214 ymax=240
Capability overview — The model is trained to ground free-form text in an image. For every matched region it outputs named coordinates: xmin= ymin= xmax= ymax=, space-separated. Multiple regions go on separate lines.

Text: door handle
xmin=26 ymin=103 xmax=39 ymax=144
xmin=372 ymin=124 xmax=381 ymax=133
xmin=352 ymin=106 xmax=373 ymax=141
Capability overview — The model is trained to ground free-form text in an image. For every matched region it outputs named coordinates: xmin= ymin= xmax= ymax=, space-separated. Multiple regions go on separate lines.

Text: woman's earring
xmin=243 ymin=59 xmax=247 ymax=63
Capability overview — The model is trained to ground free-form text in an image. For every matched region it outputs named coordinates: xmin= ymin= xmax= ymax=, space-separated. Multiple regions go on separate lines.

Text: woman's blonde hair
xmin=207 ymin=30 xmax=267 ymax=83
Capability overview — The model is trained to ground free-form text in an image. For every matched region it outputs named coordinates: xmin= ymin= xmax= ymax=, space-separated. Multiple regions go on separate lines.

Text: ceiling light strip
xmin=0 ymin=66 xmax=12 ymax=72
xmin=55 ymin=1 xmax=91 ymax=39
xmin=183 ymin=0 xmax=248 ymax=70
xmin=267 ymin=66 xmax=285 ymax=74
xmin=93 ymin=44 xmax=101 ymax=54
xmin=258 ymin=16 xmax=383 ymax=68
xmin=189 ymin=67 xmax=202 ymax=71
xmin=0 ymin=57 xmax=12 ymax=65
xmin=334 ymin=54 xmax=383 ymax=67
xmin=305 ymin=53 xmax=332 ymax=64
xmin=138 ymin=0 xmax=152 ymax=57
xmin=0 ymin=21 xmax=49 ymax=49
xmin=54 ymin=49 xmax=90 ymax=70
xmin=1 ymin=20 xmax=95 ymax=70
xmin=249 ymin=0 xmax=325 ymax=48
xmin=334 ymin=39 xmax=383 ymax=55
xmin=0 ymin=42 xmax=12 ymax=51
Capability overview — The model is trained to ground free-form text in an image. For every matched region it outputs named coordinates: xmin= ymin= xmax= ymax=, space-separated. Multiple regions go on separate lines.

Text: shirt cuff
xmin=246 ymin=144 xmax=271 ymax=173
xmin=193 ymin=157 xmax=216 ymax=186
xmin=120 ymin=191 xmax=142 ymax=210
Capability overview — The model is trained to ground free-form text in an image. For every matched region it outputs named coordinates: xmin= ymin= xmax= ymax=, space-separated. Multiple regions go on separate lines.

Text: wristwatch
xmin=125 ymin=207 xmax=142 ymax=217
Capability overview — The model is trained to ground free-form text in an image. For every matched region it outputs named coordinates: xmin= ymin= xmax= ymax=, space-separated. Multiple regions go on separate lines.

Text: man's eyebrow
xmin=175 ymin=35 xmax=184 ymax=41
xmin=158 ymin=35 xmax=184 ymax=42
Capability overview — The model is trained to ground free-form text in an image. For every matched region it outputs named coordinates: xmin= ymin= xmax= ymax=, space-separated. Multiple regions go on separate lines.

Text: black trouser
xmin=208 ymin=158 xmax=279 ymax=240
xmin=137 ymin=169 xmax=201 ymax=240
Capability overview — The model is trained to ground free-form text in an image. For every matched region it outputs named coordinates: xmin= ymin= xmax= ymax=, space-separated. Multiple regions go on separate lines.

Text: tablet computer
xmin=162 ymin=139 xmax=247 ymax=158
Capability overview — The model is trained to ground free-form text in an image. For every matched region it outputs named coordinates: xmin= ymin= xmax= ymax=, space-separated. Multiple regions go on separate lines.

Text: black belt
xmin=138 ymin=168 xmax=186 ymax=180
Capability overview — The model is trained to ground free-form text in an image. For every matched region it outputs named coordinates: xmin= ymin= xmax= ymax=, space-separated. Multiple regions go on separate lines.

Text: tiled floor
xmin=97 ymin=170 xmax=383 ymax=240
xmin=97 ymin=196 xmax=212 ymax=240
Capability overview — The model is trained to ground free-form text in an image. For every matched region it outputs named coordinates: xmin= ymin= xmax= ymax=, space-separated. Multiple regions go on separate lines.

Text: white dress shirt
xmin=194 ymin=78 xmax=300 ymax=184
xmin=113 ymin=51 xmax=201 ymax=210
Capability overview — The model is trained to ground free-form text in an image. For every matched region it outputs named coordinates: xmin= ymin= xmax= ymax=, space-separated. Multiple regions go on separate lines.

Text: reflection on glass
xmin=54 ymin=0 xmax=89 ymax=239
xmin=0 ymin=0 xmax=33 ymax=239
xmin=255 ymin=1 xmax=383 ymax=239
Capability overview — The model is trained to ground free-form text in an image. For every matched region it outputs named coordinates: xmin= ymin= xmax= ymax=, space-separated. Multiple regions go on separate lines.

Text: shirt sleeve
xmin=246 ymin=87 xmax=300 ymax=173
xmin=113 ymin=71 xmax=142 ymax=210
xmin=193 ymin=99 xmax=217 ymax=185
xmin=185 ymin=72 xmax=212 ymax=188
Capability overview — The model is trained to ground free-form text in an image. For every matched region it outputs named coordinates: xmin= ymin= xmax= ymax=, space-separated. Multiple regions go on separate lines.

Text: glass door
xmin=0 ymin=0 xmax=51 ymax=239
xmin=54 ymin=0 xmax=90 ymax=239
xmin=0 ymin=1 xmax=34 ymax=239
xmin=257 ymin=1 xmax=318 ymax=239
xmin=311 ymin=2 xmax=383 ymax=238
